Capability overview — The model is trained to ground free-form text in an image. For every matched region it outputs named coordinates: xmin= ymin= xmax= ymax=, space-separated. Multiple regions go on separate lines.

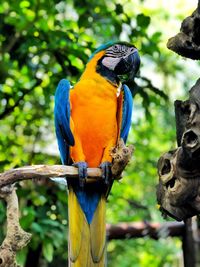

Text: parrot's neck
xmin=96 ymin=60 xmax=119 ymax=86
xmin=81 ymin=51 xmax=120 ymax=88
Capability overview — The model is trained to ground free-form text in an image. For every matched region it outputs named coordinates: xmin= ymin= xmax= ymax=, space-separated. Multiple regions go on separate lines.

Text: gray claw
xmin=99 ymin=162 xmax=112 ymax=185
xmin=72 ymin=161 xmax=88 ymax=187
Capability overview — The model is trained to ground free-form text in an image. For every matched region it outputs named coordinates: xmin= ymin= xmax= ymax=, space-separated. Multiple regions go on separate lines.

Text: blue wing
xmin=119 ymin=84 xmax=133 ymax=143
xmin=54 ymin=79 xmax=74 ymax=165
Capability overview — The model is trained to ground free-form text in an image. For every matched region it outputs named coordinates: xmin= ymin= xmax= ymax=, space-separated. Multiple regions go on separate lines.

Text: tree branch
xmin=0 ymin=140 xmax=133 ymax=188
xmin=0 ymin=186 xmax=32 ymax=267
xmin=157 ymin=79 xmax=200 ymax=221
xmin=0 ymin=139 xmax=133 ymax=266
xmin=167 ymin=2 xmax=200 ymax=59
xmin=0 ymin=165 xmax=102 ymax=187
xmin=106 ymin=221 xmax=184 ymax=240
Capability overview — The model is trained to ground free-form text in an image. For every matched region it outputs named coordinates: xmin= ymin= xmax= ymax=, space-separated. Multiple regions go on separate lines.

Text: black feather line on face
xmin=96 ymin=56 xmax=119 ymax=85
xmin=95 ymin=44 xmax=139 ymax=84
xmin=106 ymin=44 xmax=133 ymax=56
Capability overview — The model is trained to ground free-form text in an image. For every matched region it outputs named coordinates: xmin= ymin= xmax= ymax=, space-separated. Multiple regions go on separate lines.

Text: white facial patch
xmin=101 ymin=57 xmax=121 ymax=71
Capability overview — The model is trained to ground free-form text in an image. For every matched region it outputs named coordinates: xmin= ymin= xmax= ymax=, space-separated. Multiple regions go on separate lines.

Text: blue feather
xmin=54 ymin=79 xmax=99 ymax=224
xmin=54 ymin=58 xmax=133 ymax=225
xmin=120 ymin=84 xmax=133 ymax=143
xmin=54 ymin=79 xmax=74 ymax=164
xmin=76 ymin=188 xmax=101 ymax=224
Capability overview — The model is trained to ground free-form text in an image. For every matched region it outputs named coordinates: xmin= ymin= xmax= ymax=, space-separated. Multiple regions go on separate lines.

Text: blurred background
xmin=0 ymin=0 xmax=199 ymax=266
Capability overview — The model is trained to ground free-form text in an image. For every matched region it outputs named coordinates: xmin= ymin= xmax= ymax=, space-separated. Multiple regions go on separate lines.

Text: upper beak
xmin=114 ymin=49 xmax=140 ymax=81
xmin=126 ymin=50 xmax=140 ymax=81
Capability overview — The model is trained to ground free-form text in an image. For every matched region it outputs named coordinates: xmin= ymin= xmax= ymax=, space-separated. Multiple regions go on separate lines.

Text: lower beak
xmin=114 ymin=50 xmax=140 ymax=81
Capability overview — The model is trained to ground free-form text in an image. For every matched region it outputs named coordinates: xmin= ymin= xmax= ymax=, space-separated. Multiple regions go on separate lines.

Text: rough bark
xmin=158 ymin=2 xmax=200 ymax=266
xmin=110 ymin=139 xmax=134 ymax=179
xmin=167 ymin=2 xmax=200 ymax=59
xmin=0 ymin=186 xmax=32 ymax=267
xmin=0 ymin=165 xmax=101 ymax=187
xmin=157 ymin=79 xmax=200 ymax=221
xmin=106 ymin=221 xmax=184 ymax=240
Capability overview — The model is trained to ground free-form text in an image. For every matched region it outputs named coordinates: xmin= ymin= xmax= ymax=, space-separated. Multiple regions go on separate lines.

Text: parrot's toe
xmin=72 ymin=161 xmax=88 ymax=187
xmin=99 ymin=162 xmax=112 ymax=185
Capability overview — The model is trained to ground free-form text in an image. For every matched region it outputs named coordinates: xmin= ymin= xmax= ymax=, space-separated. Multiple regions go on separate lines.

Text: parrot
xmin=54 ymin=41 xmax=140 ymax=267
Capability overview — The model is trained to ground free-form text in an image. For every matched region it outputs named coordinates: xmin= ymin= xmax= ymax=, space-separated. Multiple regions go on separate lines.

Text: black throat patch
xmin=96 ymin=57 xmax=119 ymax=85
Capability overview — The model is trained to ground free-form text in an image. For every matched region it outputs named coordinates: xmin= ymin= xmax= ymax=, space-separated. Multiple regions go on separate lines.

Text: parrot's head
xmin=89 ymin=41 xmax=140 ymax=84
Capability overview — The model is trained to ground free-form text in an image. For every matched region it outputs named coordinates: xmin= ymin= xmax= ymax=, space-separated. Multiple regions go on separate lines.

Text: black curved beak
xmin=114 ymin=49 xmax=140 ymax=81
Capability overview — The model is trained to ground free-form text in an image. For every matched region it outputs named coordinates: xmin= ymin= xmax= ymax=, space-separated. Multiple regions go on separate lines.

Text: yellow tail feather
xmin=68 ymin=186 xmax=106 ymax=267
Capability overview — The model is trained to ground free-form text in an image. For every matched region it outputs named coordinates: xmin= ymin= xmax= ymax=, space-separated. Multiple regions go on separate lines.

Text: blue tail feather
xmin=74 ymin=187 xmax=101 ymax=224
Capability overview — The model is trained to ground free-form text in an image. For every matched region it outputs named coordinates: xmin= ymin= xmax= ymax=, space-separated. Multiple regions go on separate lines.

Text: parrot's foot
xmin=99 ymin=162 xmax=112 ymax=185
xmin=72 ymin=161 xmax=88 ymax=187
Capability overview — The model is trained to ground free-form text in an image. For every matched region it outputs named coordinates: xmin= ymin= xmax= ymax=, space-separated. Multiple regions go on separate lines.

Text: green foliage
xmin=107 ymin=238 xmax=181 ymax=267
xmin=0 ymin=0 xmax=199 ymax=266
xmin=43 ymin=241 xmax=54 ymax=262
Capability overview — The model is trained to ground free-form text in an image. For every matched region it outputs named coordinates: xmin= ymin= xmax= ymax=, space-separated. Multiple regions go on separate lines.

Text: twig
xmin=106 ymin=221 xmax=184 ymax=240
xmin=0 ymin=186 xmax=32 ymax=267
xmin=0 ymin=165 xmax=102 ymax=188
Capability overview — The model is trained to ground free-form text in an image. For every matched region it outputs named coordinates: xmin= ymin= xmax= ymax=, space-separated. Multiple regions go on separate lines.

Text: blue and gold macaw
xmin=54 ymin=41 xmax=140 ymax=266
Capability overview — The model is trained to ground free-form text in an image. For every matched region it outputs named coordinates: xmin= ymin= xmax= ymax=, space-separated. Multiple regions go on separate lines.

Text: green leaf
xmin=151 ymin=31 xmax=162 ymax=42
xmin=16 ymin=247 xmax=28 ymax=266
xmin=42 ymin=241 xmax=54 ymax=262
xmin=19 ymin=1 xmax=30 ymax=8
xmin=31 ymin=222 xmax=43 ymax=234
xmin=136 ymin=14 xmax=151 ymax=29
xmin=20 ymin=207 xmax=36 ymax=228
xmin=115 ymin=4 xmax=123 ymax=15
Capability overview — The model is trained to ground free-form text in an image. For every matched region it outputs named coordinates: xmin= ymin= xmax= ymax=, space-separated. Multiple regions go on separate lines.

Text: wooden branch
xmin=0 ymin=139 xmax=133 ymax=188
xmin=157 ymin=79 xmax=200 ymax=221
xmin=106 ymin=221 xmax=184 ymax=240
xmin=174 ymin=100 xmax=189 ymax=146
xmin=110 ymin=139 xmax=134 ymax=179
xmin=0 ymin=186 xmax=32 ymax=267
xmin=0 ymin=139 xmax=133 ymax=266
xmin=167 ymin=2 xmax=200 ymax=59
xmin=0 ymin=165 xmax=102 ymax=187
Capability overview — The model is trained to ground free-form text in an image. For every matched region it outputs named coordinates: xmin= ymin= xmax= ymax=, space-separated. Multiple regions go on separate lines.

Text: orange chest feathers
xmin=69 ymin=77 xmax=119 ymax=166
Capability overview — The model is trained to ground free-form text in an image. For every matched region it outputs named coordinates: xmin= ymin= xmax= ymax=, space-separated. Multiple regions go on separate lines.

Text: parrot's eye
xmin=113 ymin=45 xmax=119 ymax=51
xmin=130 ymin=47 xmax=135 ymax=53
